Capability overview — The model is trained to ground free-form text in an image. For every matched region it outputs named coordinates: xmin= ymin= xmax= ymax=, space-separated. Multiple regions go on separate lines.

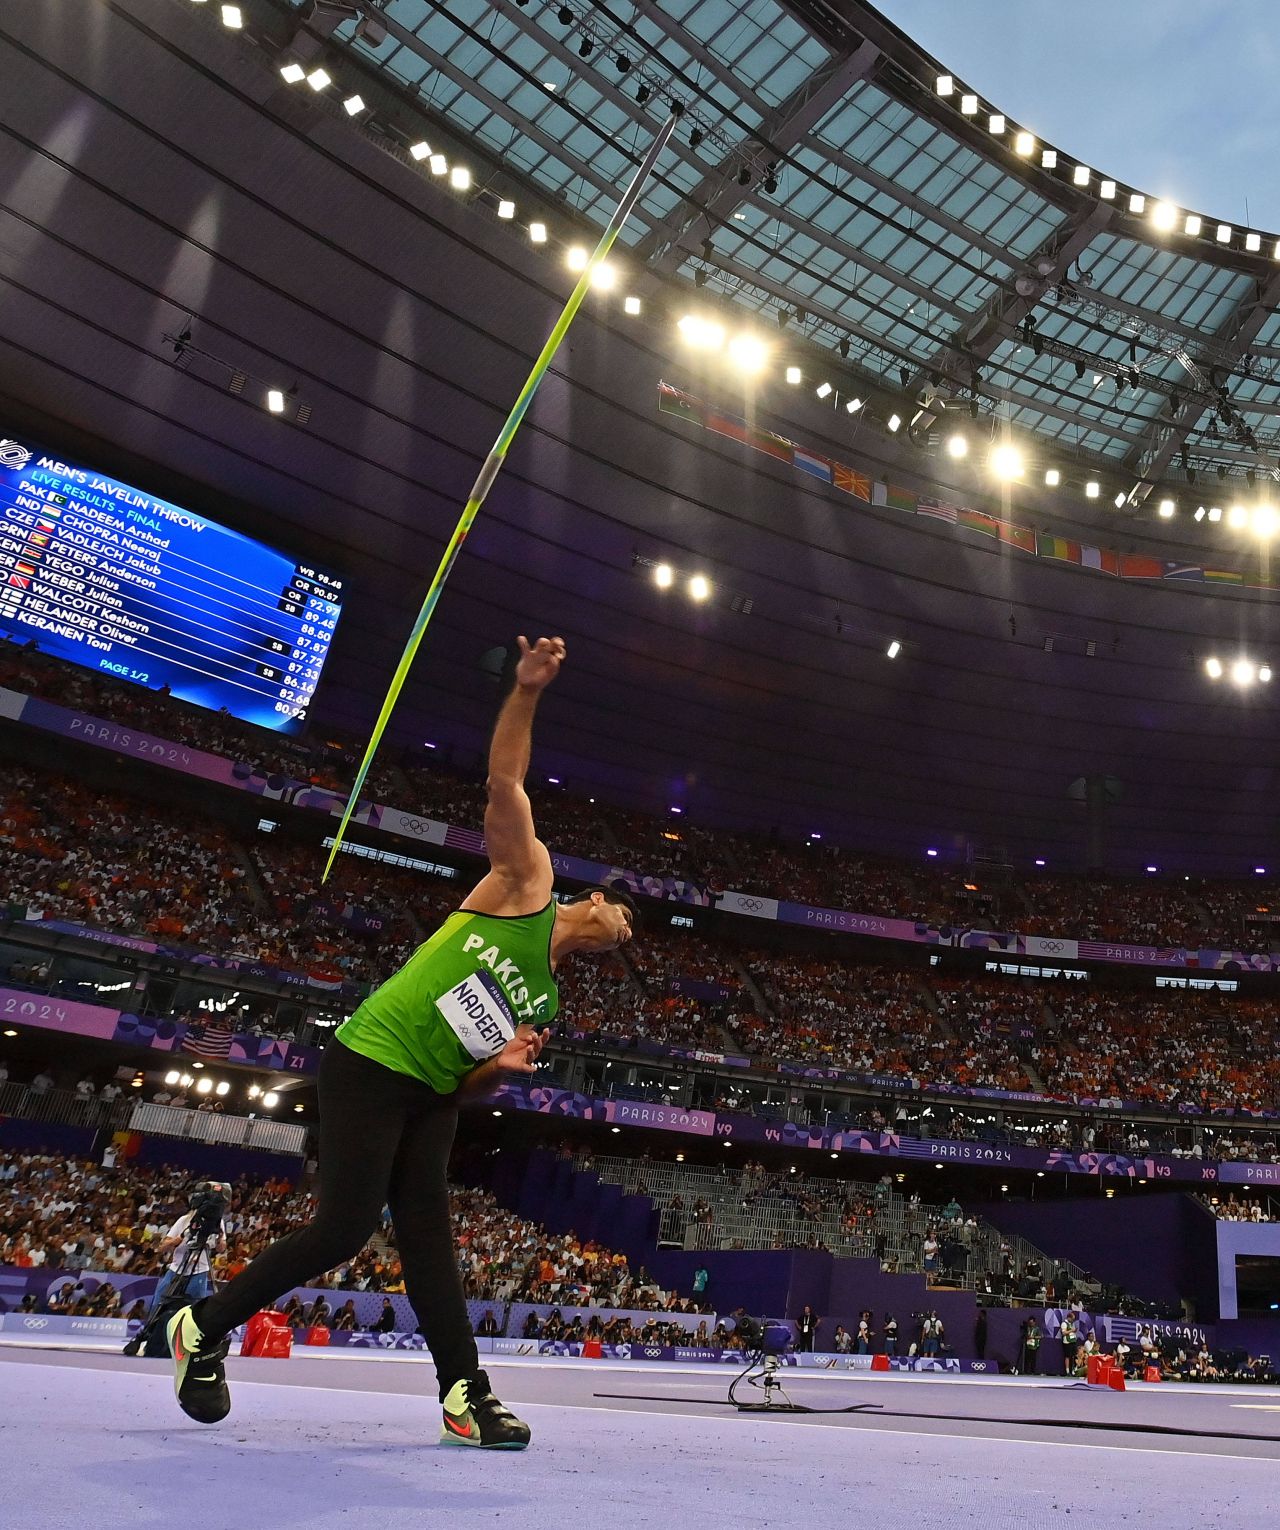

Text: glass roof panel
xmin=312 ymin=0 xmax=1278 ymax=479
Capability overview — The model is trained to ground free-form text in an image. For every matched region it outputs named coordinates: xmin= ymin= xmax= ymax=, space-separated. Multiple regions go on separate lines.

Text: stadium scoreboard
xmin=0 ymin=432 xmax=343 ymax=734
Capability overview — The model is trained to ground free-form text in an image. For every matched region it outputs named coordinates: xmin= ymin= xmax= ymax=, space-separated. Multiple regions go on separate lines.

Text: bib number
xmin=436 ymin=971 xmax=516 ymax=1060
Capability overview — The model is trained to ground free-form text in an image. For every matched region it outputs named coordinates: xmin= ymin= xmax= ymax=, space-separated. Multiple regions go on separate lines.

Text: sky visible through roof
xmin=878 ymin=0 xmax=1280 ymax=229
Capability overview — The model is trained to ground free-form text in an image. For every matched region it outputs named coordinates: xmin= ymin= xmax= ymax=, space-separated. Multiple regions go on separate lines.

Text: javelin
xmin=324 ymin=112 xmax=680 ymax=880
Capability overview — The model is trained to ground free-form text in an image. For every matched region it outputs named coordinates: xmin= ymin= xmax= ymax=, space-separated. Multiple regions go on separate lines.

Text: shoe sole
xmin=439 ymin=1430 xmax=529 ymax=1450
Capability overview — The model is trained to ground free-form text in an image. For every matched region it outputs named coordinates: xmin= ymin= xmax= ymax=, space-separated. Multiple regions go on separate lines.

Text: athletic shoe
xmin=167 ymin=1304 xmax=231 ymax=1423
xmin=439 ymin=1371 xmax=531 ymax=1449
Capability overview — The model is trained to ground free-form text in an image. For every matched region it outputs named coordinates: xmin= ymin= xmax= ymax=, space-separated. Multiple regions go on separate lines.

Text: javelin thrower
xmin=168 ymin=635 xmax=638 ymax=1447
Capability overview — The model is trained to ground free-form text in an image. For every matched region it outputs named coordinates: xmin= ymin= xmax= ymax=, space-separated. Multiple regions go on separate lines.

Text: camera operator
xmin=149 ymin=1183 xmax=229 ymax=1314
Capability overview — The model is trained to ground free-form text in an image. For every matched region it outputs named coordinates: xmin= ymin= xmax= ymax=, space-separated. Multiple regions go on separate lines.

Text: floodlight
xmin=653 ymin=563 xmax=674 ymax=589
xmin=989 ymin=443 xmax=1023 ymax=479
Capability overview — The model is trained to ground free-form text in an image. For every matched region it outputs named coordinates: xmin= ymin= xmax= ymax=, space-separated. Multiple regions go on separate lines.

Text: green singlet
xmin=335 ymin=902 xmax=559 ymax=1094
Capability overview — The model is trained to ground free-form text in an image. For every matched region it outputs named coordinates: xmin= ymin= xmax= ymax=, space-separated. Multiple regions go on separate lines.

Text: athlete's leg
xmin=387 ymin=1098 xmax=530 ymax=1448
xmin=384 ymin=1097 xmax=478 ymax=1397
xmin=193 ymin=1042 xmax=416 ymax=1342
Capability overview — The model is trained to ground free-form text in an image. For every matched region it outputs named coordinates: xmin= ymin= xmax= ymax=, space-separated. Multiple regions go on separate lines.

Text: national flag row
xmin=658 ymin=383 xmax=1262 ymax=592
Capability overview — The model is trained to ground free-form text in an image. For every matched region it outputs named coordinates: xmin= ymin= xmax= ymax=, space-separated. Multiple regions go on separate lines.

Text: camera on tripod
xmin=186 ymin=1180 xmax=231 ymax=1242
xmin=122 ymin=1179 xmax=232 ymax=1358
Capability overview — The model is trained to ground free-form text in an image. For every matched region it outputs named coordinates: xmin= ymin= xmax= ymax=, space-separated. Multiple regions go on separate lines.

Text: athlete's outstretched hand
xmin=515 ymin=635 xmax=566 ymax=692
xmin=495 ymin=1023 xmax=550 ymax=1075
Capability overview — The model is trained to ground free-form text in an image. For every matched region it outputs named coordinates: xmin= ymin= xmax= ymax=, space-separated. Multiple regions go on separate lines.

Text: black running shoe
xmin=167 ymin=1304 xmax=231 ymax=1423
xmin=440 ymin=1371 xmax=531 ymax=1449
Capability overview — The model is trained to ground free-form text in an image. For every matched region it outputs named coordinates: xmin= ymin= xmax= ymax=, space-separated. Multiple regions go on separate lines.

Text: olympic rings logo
xmin=735 ymin=897 xmax=765 ymax=912
xmin=393 ymin=816 xmax=434 ymax=836
xmin=1037 ymin=940 xmax=1065 ymax=953
xmin=22 ymin=1317 xmax=48 ymax=1329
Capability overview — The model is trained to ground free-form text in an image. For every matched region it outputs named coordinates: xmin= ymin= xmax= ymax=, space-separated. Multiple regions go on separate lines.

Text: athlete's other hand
xmin=515 ymin=635 xmax=566 ymax=692
xmin=495 ymin=1024 xmax=549 ymax=1075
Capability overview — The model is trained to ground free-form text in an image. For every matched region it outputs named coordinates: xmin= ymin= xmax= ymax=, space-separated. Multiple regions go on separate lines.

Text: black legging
xmin=195 ymin=1040 xmax=477 ymax=1397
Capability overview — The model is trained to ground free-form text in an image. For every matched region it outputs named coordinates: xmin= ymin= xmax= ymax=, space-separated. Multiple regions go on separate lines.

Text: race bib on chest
xmin=436 ymin=970 xmax=517 ymax=1060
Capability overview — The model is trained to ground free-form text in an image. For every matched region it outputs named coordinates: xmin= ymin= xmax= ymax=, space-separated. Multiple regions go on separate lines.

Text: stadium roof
xmin=342 ymin=0 xmax=1280 ymax=493
xmin=3 ymin=0 xmax=1280 ymax=877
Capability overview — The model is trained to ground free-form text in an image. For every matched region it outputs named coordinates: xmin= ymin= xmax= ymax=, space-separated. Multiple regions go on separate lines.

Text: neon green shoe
xmin=167 ymin=1305 xmax=231 ymax=1423
xmin=440 ymin=1371 xmax=530 ymax=1449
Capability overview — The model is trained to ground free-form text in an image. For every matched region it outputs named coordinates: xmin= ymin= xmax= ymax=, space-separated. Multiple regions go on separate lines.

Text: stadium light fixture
xmin=1245 ymin=233 xmax=1262 ymax=253
xmin=215 ymin=1081 xmax=231 ymax=1097
xmin=926 ymin=848 xmax=939 ymax=857
xmin=248 ymin=1084 xmax=261 ymax=1099
xmin=936 ymin=74 xmax=954 ymax=96
xmin=887 ymin=413 xmax=902 ymax=432
xmin=1129 ymin=193 xmax=1146 ymax=213
xmin=688 ymin=574 xmax=711 ymax=601
xmin=306 ymin=68 xmax=332 ymax=92
xmin=946 ymin=433 xmax=968 ymax=459
xmin=221 ymin=4 xmax=243 ymax=28
xmin=815 ymin=381 xmax=833 ymax=398
xmin=1085 ymin=480 xmax=1100 ymax=499
xmin=1232 ymin=659 xmax=1256 ymax=687
xmin=653 ymin=563 xmax=674 ymax=589
xmin=678 ymin=314 xmax=725 ymax=350
xmin=727 ymin=334 xmax=769 ymax=373
xmin=886 ymin=639 xmax=902 ymax=659
xmin=1158 ymin=499 xmax=1175 ymax=518
xmin=262 ymin=1091 xmax=279 ymax=1109
xmin=845 ymin=396 xmax=863 ymax=414
xmin=960 ymin=93 xmax=978 ymax=115
xmin=1100 ymin=180 xmax=1117 ymax=199
xmin=1194 ymin=506 xmax=1206 ymax=521
xmin=1262 ymin=667 xmax=1273 ymax=683
xmin=1217 ymin=224 xmax=1233 ymax=244
xmin=1040 ymin=149 xmax=1057 ymax=170
xmin=590 ymin=262 xmax=617 ymax=291
xmin=988 ymin=113 xmax=1005 ymax=135
xmin=279 ymin=63 xmax=306 ymax=84
xmin=989 ymin=443 xmax=1024 ymax=480
xmin=1184 ymin=214 xmax=1202 ymax=236
xmin=529 ymin=222 xmax=547 ymax=243
xmin=1254 ymin=505 xmax=1278 ymax=538
xmin=785 ymin=366 xmax=802 ymax=384
xmin=1014 ymin=131 xmax=1035 ymax=157
xmin=566 ymin=245 xmax=588 ymax=272
xmin=1073 ymin=165 xmax=1090 ymax=187
xmin=449 ymin=166 xmax=472 ymax=191
xmin=1113 ymin=491 xmax=1127 ymax=509
xmin=1207 ymin=506 xmax=1222 ymax=522
xmin=1151 ymin=202 xmax=1178 ymax=232
xmin=624 ymin=295 xmax=641 ymax=315
xmin=343 ymin=94 xmax=366 ymax=116
xmin=165 ymin=1070 xmax=180 ymax=1086
xmin=1044 ymin=468 xmax=1060 ymax=487
xmin=179 ymin=1074 xmax=194 ymax=1089
xmin=1205 ymin=657 xmax=1223 ymax=679
xmin=496 ymin=200 xmax=516 ymax=219
xmin=409 ymin=141 xmax=431 ymax=161
xmin=196 ymin=1076 xmax=214 ymax=1095
xmin=266 ymin=389 xmax=286 ymax=413
xmin=1227 ymin=504 xmax=1249 ymax=529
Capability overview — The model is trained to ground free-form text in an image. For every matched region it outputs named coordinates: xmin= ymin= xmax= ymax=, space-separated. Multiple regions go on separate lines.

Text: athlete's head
xmin=559 ymin=884 xmax=640 ymax=952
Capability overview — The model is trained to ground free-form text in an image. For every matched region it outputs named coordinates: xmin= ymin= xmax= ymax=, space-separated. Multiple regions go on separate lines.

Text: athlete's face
xmin=588 ymin=894 xmax=634 ymax=951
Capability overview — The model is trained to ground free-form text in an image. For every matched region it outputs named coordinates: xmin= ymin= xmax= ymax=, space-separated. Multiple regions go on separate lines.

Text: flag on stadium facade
xmin=832 ymin=464 xmax=871 ymax=500
xmin=792 ymin=445 xmax=833 ymax=482
xmin=183 ymin=1018 xmax=235 ymax=1059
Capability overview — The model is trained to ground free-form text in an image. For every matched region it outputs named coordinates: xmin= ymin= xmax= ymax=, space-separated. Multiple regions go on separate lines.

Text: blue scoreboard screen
xmin=0 ymin=432 xmax=343 ymax=734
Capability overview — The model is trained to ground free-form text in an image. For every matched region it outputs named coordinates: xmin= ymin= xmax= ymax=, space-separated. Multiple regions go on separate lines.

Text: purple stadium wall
xmin=984 ymin=1193 xmax=1219 ymax=1316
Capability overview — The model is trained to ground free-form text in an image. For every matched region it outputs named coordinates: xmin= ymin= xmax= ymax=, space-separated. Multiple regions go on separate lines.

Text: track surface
xmin=3 ymin=1345 xmax=1278 ymax=1528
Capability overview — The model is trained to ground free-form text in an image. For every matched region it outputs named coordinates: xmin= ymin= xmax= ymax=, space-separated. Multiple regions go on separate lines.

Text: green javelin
xmin=324 ymin=112 xmax=680 ymax=881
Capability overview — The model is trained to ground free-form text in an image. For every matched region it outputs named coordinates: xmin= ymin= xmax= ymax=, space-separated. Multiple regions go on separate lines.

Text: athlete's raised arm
xmin=461 ymin=635 xmax=560 ymax=916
